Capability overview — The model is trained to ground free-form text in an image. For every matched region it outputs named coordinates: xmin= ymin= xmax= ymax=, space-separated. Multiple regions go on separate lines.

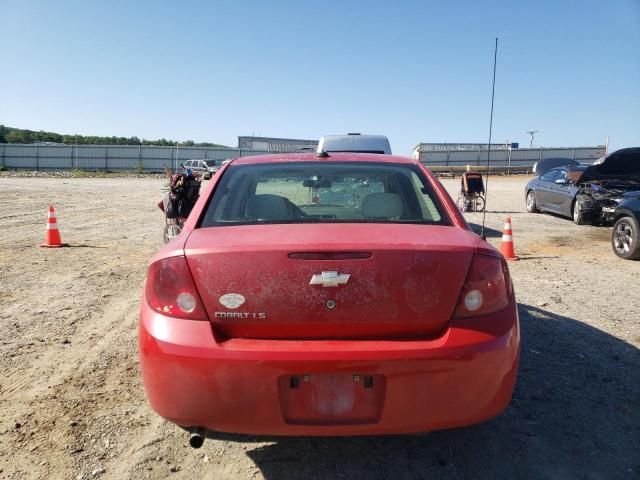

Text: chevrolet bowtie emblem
xmin=309 ymin=271 xmax=351 ymax=287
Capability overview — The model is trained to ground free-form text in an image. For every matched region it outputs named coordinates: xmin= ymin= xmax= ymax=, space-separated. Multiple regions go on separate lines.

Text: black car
xmin=526 ymin=147 xmax=640 ymax=227
xmin=611 ymin=192 xmax=640 ymax=260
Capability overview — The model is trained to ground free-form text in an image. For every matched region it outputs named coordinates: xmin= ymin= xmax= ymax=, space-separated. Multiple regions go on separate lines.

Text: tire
xmin=526 ymin=191 xmax=539 ymax=213
xmin=163 ymin=222 xmax=182 ymax=244
xmin=611 ymin=216 xmax=640 ymax=260
xmin=572 ymin=197 xmax=591 ymax=225
xmin=475 ymin=195 xmax=485 ymax=212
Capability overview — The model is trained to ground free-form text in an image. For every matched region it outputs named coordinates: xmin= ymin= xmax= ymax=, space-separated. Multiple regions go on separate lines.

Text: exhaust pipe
xmin=189 ymin=427 xmax=207 ymax=449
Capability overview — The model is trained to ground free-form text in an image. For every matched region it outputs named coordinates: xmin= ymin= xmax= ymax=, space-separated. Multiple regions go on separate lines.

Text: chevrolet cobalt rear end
xmin=139 ymin=153 xmax=519 ymax=442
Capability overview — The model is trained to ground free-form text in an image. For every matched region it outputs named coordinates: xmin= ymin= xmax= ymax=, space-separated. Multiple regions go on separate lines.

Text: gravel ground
xmin=0 ymin=175 xmax=638 ymax=480
xmin=0 ymin=169 xmax=165 ymax=179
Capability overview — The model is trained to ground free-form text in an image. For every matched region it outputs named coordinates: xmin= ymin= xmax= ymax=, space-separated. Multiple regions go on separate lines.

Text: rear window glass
xmin=199 ymin=162 xmax=449 ymax=227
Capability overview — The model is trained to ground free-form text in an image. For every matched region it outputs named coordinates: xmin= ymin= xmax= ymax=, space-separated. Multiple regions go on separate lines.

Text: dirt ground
xmin=0 ymin=174 xmax=638 ymax=480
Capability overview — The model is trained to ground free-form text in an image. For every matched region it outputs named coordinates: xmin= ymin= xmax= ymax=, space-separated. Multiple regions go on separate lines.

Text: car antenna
xmin=480 ymin=37 xmax=499 ymax=240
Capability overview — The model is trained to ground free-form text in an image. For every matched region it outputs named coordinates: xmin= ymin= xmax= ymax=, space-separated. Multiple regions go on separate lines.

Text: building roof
xmin=414 ymin=142 xmax=515 ymax=151
xmin=238 ymin=135 xmax=318 ymax=144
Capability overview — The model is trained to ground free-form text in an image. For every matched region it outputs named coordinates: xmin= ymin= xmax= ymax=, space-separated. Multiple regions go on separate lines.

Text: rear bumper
xmin=139 ymin=297 xmax=520 ymax=436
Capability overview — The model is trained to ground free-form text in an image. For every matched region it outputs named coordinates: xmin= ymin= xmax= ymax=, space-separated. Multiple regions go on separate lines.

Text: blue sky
xmin=1 ymin=0 xmax=639 ymax=154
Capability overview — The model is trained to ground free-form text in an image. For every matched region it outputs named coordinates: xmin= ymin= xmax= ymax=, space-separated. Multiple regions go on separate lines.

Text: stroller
xmin=158 ymin=167 xmax=201 ymax=243
xmin=456 ymin=171 xmax=485 ymax=213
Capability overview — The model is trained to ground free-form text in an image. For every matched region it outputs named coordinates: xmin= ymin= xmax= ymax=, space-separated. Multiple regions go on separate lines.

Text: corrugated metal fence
xmin=0 ymin=144 xmax=270 ymax=171
xmin=0 ymin=144 xmax=607 ymax=171
xmin=418 ymin=146 xmax=605 ymax=167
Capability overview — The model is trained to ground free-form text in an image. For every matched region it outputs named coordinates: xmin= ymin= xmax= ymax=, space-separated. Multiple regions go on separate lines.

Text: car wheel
xmin=163 ymin=222 xmax=182 ymax=244
xmin=611 ymin=216 xmax=640 ymax=260
xmin=526 ymin=191 xmax=539 ymax=213
xmin=572 ymin=197 xmax=591 ymax=225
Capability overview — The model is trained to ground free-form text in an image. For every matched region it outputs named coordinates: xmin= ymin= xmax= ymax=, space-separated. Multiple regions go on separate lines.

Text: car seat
xmin=361 ymin=192 xmax=403 ymax=219
xmin=245 ymin=194 xmax=295 ymax=220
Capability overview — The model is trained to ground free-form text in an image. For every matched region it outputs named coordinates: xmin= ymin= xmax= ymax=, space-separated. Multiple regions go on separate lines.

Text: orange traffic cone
xmin=41 ymin=205 xmax=68 ymax=248
xmin=499 ymin=216 xmax=519 ymax=261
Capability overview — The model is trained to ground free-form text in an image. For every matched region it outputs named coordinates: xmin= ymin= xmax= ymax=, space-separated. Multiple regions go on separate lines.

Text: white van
xmin=317 ymin=133 xmax=392 ymax=155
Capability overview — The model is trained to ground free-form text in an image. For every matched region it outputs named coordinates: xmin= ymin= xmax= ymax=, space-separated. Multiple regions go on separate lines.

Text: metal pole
xmin=105 ymin=147 xmax=108 ymax=171
xmin=35 ymin=145 xmax=39 ymax=171
xmin=479 ymin=37 xmax=498 ymax=239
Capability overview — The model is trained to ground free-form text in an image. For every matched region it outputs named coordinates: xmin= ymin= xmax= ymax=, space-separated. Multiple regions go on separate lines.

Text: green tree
xmin=0 ymin=125 xmax=230 ymax=148
xmin=6 ymin=130 xmax=30 ymax=143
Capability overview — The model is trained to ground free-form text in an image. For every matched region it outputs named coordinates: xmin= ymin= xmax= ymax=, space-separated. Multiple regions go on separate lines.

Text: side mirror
xmin=555 ymin=178 xmax=567 ymax=185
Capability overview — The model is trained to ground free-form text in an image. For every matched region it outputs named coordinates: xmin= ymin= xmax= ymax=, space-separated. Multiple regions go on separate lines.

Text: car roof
xmin=232 ymin=152 xmax=417 ymax=166
xmin=544 ymin=165 xmax=588 ymax=173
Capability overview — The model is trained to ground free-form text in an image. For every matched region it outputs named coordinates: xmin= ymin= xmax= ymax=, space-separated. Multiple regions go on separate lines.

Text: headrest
xmin=361 ymin=192 xmax=403 ymax=219
xmin=245 ymin=194 xmax=293 ymax=220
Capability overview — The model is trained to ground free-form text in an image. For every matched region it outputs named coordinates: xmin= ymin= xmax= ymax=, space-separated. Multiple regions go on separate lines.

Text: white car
xmin=183 ymin=159 xmax=225 ymax=179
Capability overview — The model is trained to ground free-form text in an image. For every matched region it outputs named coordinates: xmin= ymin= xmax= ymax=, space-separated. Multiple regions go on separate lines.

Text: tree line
xmin=0 ymin=125 xmax=230 ymax=148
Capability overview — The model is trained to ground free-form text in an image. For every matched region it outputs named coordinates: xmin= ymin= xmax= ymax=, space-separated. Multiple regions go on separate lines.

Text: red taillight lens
xmin=453 ymin=254 xmax=511 ymax=319
xmin=145 ymin=256 xmax=208 ymax=320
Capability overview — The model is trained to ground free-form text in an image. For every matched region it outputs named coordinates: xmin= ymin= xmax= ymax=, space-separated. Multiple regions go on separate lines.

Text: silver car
xmin=183 ymin=159 xmax=223 ymax=179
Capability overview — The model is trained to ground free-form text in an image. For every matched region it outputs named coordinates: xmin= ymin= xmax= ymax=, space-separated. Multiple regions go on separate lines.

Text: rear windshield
xmin=199 ymin=162 xmax=449 ymax=227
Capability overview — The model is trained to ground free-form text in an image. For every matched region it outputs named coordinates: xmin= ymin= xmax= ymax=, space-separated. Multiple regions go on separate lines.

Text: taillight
xmin=453 ymin=254 xmax=511 ymax=319
xmin=145 ymin=256 xmax=208 ymax=320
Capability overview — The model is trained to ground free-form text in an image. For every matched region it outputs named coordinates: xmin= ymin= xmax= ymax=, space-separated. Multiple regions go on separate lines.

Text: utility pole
xmin=526 ymin=130 xmax=538 ymax=149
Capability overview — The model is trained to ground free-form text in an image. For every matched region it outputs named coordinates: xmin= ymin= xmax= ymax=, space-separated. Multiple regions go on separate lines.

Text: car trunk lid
xmin=185 ymin=224 xmax=475 ymax=340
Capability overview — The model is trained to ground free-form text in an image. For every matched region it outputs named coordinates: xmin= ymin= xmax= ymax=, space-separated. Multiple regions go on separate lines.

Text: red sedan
xmin=139 ymin=152 xmax=519 ymax=446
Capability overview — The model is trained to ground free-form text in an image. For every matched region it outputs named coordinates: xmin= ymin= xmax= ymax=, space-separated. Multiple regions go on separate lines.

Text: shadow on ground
xmin=243 ymin=304 xmax=639 ymax=479
xmin=468 ymin=223 xmax=502 ymax=238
